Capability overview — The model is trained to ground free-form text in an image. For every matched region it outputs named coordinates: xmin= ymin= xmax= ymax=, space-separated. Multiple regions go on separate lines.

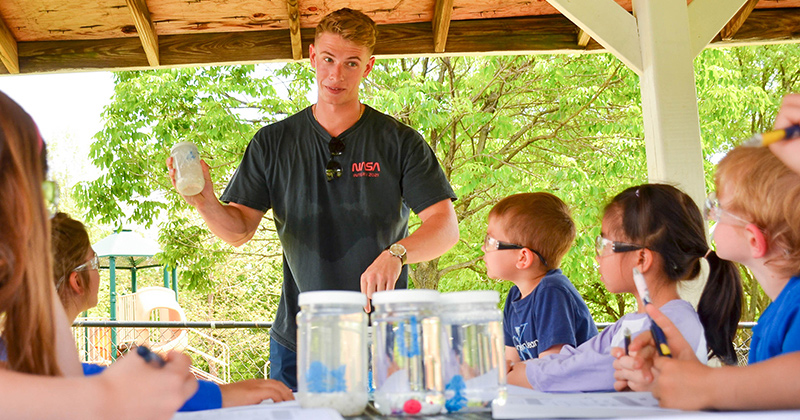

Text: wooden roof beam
xmin=546 ymin=0 xmax=643 ymax=75
xmin=286 ymin=0 xmax=303 ymax=60
xmin=0 ymin=14 xmax=19 ymax=74
xmin=688 ymin=0 xmax=747 ymax=58
xmin=125 ymin=0 xmax=160 ymax=67
xmin=9 ymin=10 xmax=800 ymax=76
xmin=577 ymin=29 xmax=591 ymax=47
xmin=433 ymin=0 xmax=454 ymax=53
xmin=720 ymin=0 xmax=759 ymax=41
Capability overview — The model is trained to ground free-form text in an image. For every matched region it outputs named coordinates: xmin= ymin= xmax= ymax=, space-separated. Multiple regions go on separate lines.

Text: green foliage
xmin=74 ymin=45 xmax=799 ymax=329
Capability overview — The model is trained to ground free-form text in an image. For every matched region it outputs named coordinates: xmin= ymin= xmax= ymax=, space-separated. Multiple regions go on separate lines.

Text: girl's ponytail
xmin=698 ymin=250 xmax=743 ymax=365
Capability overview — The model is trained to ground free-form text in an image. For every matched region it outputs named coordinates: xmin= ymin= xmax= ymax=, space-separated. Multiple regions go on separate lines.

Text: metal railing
xmin=72 ymin=319 xmax=273 ymax=382
xmin=72 ymin=320 xmax=756 ymax=382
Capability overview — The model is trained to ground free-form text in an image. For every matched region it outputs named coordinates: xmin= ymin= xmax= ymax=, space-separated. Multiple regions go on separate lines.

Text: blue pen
xmin=137 ymin=345 xmax=166 ymax=367
xmin=632 ymin=268 xmax=672 ymax=358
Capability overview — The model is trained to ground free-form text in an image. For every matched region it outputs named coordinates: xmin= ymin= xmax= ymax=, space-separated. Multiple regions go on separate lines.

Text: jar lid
xmin=372 ymin=289 xmax=439 ymax=305
xmin=171 ymin=141 xmax=196 ymax=153
xmin=440 ymin=290 xmax=500 ymax=305
xmin=298 ymin=290 xmax=367 ymax=306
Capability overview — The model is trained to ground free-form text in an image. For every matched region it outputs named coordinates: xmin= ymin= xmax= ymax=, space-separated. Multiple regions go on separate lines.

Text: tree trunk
xmin=411 ymin=258 xmax=442 ymax=290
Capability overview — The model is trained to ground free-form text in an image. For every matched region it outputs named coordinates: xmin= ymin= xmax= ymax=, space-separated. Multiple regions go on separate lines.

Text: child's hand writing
xmin=612 ymin=304 xmax=701 ymax=393
xmin=628 ymin=305 xmax=719 ymax=409
xmin=611 ymin=344 xmax=654 ymax=392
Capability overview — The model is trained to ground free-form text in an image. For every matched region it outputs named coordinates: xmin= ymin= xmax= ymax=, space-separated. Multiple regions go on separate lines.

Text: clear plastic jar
xmin=439 ymin=290 xmax=507 ymax=412
xmin=371 ymin=289 xmax=444 ymax=416
xmin=296 ymin=291 xmax=368 ymax=416
xmin=170 ymin=142 xmax=204 ymax=196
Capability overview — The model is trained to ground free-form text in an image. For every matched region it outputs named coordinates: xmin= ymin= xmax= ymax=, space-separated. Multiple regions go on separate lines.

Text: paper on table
xmin=493 ymin=386 xmax=680 ymax=419
xmin=171 ymin=400 xmax=344 ymax=420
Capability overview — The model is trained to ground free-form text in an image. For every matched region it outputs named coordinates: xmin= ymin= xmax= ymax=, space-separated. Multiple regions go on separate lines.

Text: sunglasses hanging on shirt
xmin=326 ymin=137 xmax=345 ymax=182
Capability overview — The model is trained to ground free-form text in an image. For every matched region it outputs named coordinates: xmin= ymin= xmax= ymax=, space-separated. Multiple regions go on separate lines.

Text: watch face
xmin=390 ymin=243 xmax=406 ymax=256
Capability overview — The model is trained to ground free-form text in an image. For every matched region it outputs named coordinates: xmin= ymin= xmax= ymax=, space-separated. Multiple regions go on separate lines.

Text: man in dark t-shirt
xmin=167 ymin=8 xmax=459 ymax=390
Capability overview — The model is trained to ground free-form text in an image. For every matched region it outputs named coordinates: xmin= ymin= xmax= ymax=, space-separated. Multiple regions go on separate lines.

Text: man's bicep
xmin=416 ymin=198 xmax=456 ymax=222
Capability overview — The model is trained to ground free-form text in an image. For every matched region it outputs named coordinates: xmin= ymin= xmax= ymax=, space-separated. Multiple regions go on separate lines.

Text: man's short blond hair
xmin=315 ymin=8 xmax=377 ymax=54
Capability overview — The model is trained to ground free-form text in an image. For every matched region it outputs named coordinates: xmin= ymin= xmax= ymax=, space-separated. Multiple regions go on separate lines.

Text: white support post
xmin=635 ymin=0 xmax=707 ymax=304
xmin=635 ymin=0 xmax=705 ymax=204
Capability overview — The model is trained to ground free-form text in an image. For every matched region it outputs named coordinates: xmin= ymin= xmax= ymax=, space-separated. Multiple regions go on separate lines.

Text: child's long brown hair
xmin=0 ymin=91 xmax=61 ymax=375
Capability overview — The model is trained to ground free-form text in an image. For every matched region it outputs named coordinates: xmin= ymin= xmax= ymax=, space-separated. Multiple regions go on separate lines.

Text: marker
xmin=632 ymin=268 xmax=672 ymax=358
xmin=137 ymin=345 xmax=166 ymax=367
xmin=623 ymin=328 xmax=631 ymax=356
xmin=742 ymin=124 xmax=800 ymax=147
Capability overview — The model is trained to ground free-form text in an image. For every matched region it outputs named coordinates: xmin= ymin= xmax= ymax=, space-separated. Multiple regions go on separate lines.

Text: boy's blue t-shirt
xmin=503 ymin=268 xmax=598 ymax=360
xmin=749 ymin=276 xmax=800 ymax=364
xmin=82 ymin=363 xmax=222 ymax=411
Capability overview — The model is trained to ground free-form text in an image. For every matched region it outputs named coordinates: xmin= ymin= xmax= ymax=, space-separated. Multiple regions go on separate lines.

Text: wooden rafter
xmin=125 ymin=0 xmax=159 ymax=67
xmin=577 ymin=29 xmax=591 ymax=47
xmin=0 ymin=15 xmax=19 ymax=74
xmin=286 ymin=0 xmax=303 ymax=60
xmin=6 ymin=9 xmax=800 ymax=76
xmin=432 ymin=0 xmax=454 ymax=53
xmin=721 ymin=0 xmax=759 ymax=40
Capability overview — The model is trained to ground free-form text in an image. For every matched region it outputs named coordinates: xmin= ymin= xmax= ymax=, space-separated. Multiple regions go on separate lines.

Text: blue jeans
xmin=268 ymin=337 xmax=297 ymax=391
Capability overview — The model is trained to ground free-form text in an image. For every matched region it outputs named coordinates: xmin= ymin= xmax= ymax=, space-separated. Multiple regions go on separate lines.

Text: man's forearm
xmin=195 ymin=199 xmax=260 ymax=247
xmin=399 ymin=200 xmax=459 ymax=264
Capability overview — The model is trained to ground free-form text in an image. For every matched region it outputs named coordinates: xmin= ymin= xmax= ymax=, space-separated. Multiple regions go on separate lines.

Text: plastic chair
xmin=127 ymin=286 xmax=189 ymax=355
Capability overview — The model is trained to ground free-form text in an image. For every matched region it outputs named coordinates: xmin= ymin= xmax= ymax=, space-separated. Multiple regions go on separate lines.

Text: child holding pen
xmin=613 ymin=95 xmax=800 ymax=410
xmin=482 ymin=193 xmax=597 ymax=368
xmin=507 ymin=184 xmax=743 ymax=391
xmin=50 ymin=212 xmax=294 ymax=410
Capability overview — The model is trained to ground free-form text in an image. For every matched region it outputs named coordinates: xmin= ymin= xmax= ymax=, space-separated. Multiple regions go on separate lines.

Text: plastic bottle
xmin=296 ymin=290 xmax=368 ymax=416
xmin=439 ymin=290 xmax=507 ymax=412
xmin=371 ymin=289 xmax=444 ymax=416
xmin=170 ymin=142 xmax=204 ymax=196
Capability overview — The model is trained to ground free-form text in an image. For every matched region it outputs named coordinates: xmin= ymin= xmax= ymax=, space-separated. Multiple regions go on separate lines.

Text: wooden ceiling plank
xmin=546 ymin=0 xmax=643 ymax=75
xmin=125 ymin=0 xmax=160 ymax=66
xmin=11 ymin=9 xmax=800 ymax=75
xmin=688 ymin=0 xmax=748 ymax=58
xmin=0 ymin=15 xmax=19 ymax=74
xmin=577 ymin=29 xmax=591 ymax=47
xmin=720 ymin=0 xmax=759 ymax=41
xmin=286 ymin=0 xmax=303 ymax=60
xmin=432 ymin=0 xmax=454 ymax=53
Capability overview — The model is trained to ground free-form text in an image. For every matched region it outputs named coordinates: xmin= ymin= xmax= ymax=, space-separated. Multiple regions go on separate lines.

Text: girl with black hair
xmin=507 ymin=183 xmax=742 ymax=391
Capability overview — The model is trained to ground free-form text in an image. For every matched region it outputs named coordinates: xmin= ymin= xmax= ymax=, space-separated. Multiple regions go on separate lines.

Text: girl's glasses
xmin=484 ymin=234 xmax=548 ymax=267
xmin=595 ymin=235 xmax=643 ymax=258
xmin=74 ymin=252 xmax=100 ymax=273
xmin=55 ymin=252 xmax=99 ymax=290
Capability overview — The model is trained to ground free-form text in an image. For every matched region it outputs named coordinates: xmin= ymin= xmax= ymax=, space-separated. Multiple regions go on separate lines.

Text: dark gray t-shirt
xmin=220 ymin=105 xmax=457 ymax=350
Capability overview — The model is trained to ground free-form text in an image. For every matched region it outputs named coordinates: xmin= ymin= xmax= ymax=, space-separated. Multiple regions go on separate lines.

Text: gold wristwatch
xmin=387 ymin=243 xmax=407 ymax=265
